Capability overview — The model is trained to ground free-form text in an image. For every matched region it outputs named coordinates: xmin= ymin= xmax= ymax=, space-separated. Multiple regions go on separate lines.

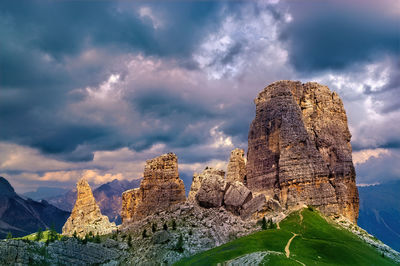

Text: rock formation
xmin=223 ymin=181 xmax=252 ymax=215
xmin=194 ymin=168 xmax=227 ymax=208
xmin=47 ymin=179 xmax=141 ymax=223
xmin=121 ymin=153 xmax=186 ymax=223
xmin=246 ymin=80 xmax=359 ymax=222
xmin=62 ymin=179 xmax=116 ymax=237
xmin=226 ymin=148 xmax=247 ymax=184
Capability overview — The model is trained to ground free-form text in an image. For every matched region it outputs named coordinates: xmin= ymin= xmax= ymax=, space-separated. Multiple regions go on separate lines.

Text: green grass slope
xmin=17 ymin=230 xmax=62 ymax=242
xmin=176 ymin=208 xmax=397 ymax=265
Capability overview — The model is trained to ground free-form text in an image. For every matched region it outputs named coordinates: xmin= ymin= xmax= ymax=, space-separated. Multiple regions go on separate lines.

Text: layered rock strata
xmin=62 ymin=179 xmax=116 ymax=237
xmin=226 ymin=148 xmax=247 ymax=184
xmin=246 ymin=80 xmax=359 ymax=222
xmin=121 ymin=153 xmax=186 ymax=223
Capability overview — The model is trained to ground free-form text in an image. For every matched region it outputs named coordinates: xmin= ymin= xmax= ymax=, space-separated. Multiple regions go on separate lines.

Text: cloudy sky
xmin=1 ymin=0 xmax=399 ymax=193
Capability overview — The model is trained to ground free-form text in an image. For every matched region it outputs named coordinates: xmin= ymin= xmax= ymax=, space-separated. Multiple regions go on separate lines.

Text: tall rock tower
xmin=62 ymin=179 xmax=116 ymax=237
xmin=226 ymin=148 xmax=247 ymax=184
xmin=246 ymin=81 xmax=359 ymax=222
xmin=121 ymin=153 xmax=186 ymax=223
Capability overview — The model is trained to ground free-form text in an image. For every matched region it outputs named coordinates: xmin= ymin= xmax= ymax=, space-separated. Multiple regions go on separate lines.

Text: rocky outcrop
xmin=195 ymin=168 xmax=227 ymax=208
xmin=62 ymin=179 xmax=116 ymax=237
xmin=223 ymin=181 xmax=252 ymax=215
xmin=246 ymin=81 xmax=359 ymax=222
xmin=47 ymin=179 xmax=141 ymax=224
xmin=0 ymin=238 xmax=126 ymax=265
xmin=121 ymin=153 xmax=186 ymax=223
xmin=226 ymin=148 xmax=247 ymax=184
xmin=189 ymin=167 xmax=277 ymax=219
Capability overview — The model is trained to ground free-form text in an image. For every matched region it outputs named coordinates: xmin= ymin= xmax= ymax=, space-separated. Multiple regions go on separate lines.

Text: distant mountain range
xmin=0 ymin=177 xmax=70 ymax=239
xmin=44 ymin=179 xmax=142 ymax=224
xmin=358 ymin=180 xmax=400 ymax=252
xmin=23 ymin=187 xmax=69 ymax=201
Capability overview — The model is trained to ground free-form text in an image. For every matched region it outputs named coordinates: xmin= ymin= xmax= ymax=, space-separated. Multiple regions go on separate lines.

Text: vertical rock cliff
xmin=246 ymin=81 xmax=359 ymax=222
xmin=121 ymin=153 xmax=186 ymax=223
xmin=226 ymin=148 xmax=247 ymax=184
xmin=62 ymin=179 xmax=116 ymax=237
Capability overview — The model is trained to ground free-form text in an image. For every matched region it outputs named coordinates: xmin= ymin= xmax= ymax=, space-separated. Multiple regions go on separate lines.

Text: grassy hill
xmin=17 ymin=230 xmax=62 ymax=242
xmin=176 ymin=208 xmax=397 ymax=265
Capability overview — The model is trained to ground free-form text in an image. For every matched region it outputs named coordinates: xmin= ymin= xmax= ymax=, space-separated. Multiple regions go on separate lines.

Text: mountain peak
xmin=0 ymin=176 xmax=16 ymax=196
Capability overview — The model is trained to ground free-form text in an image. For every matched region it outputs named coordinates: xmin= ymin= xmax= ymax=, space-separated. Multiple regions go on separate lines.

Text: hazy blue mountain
xmin=0 ymin=177 xmax=70 ymax=239
xmin=358 ymin=180 xmax=400 ymax=252
xmin=23 ymin=187 xmax=69 ymax=201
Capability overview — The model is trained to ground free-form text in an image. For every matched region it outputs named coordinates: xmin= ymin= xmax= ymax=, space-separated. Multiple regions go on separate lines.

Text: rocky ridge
xmin=246 ymin=81 xmax=359 ymax=222
xmin=0 ymin=177 xmax=70 ymax=238
xmin=62 ymin=179 xmax=116 ymax=237
xmin=0 ymin=238 xmax=127 ymax=265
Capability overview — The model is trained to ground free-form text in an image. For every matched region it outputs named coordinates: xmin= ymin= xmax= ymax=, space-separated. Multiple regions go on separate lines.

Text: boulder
xmin=240 ymin=194 xmax=267 ymax=220
xmin=152 ymin=230 xmax=171 ymax=244
xmin=195 ymin=167 xmax=227 ymax=208
xmin=223 ymin=181 xmax=252 ymax=215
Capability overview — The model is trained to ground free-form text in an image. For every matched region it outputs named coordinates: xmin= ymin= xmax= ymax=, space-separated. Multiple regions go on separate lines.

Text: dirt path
xmin=276 ymin=222 xmax=280 ymax=229
xmin=285 ymin=232 xmax=298 ymax=258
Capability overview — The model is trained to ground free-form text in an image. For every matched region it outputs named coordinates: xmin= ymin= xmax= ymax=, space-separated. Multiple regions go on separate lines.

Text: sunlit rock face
xmin=246 ymin=81 xmax=359 ymax=223
xmin=62 ymin=179 xmax=116 ymax=237
xmin=121 ymin=153 xmax=186 ymax=223
xmin=226 ymin=148 xmax=247 ymax=184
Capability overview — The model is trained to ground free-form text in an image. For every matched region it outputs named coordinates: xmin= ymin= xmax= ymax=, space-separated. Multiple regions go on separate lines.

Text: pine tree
xmin=94 ymin=233 xmax=101 ymax=243
xmin=35 ymin=227 xmax=43 ymax=241
xmin=172 ymin=220 xmax=177 ymax=230
xmin=127 ymin=234 xmax=132 ymax=247
xmin=163 ymin=223 xmax=168 ymax=231
xmin=142 ymin=229 xmax=147 ymax=238
xmin=6 ymin=232 xmax=12 ymax=239
xmin=262 ymin=217 xmax=267 ymax=230
xmin=152 ymin=223 xmax=157 ymax=233
xmin=175 ymin=234 xmax=184 ymax=253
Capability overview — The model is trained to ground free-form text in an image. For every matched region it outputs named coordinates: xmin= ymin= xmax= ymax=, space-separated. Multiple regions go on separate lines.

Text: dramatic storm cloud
xmin=0 ymin=0 xmax=398 ymax=192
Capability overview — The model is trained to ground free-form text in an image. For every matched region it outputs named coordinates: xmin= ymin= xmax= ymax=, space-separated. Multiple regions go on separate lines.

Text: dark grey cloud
xmin=356 ymin=149 xmax=400 ymax=184
xmin=281 ymin=0 xmax=400 ymax=72
xmin=0 ymin=0 xmax=226 ymax=160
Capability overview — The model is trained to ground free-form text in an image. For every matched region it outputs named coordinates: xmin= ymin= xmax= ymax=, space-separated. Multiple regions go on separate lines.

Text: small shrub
xmin=152 ymin=223 xmax=157 ymax=233
xmin=188 ymin=229 xmax=193 ymax=236
xmin=127 ymin=234 xmax=132 ymax=247
xmin=94 ymin=233 xmax=101 ymax=243
xmin=172 ymin=220 xmax=177 ymax=230
xmin=308 ymin=206 xmax=314 ymax=212
xmin=142 ymin=229 xmax=147 ymax=238
xmin=163 ymin=223 xmax=168 ymax=231
xmin=73 ymin=231 xmax=77 ymax=239
xmin=175 ymin=234 xmax=184 ymax=253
